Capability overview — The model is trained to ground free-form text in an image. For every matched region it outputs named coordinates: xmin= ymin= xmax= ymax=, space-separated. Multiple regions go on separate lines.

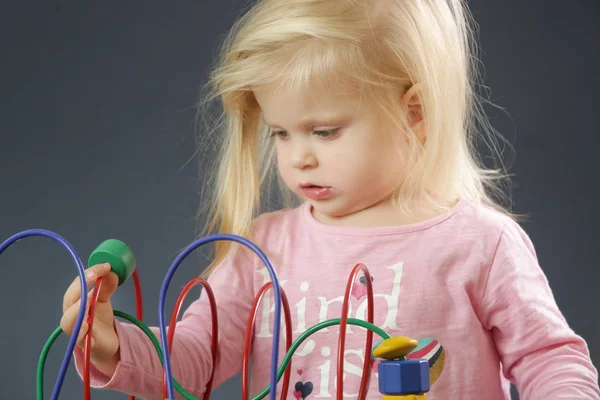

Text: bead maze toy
xmin=0 ymin=229 xmax=446 ymax=399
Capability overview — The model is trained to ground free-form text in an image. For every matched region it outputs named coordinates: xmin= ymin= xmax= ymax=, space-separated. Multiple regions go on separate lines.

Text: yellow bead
xmin=373 ymin=336 xmax=419 ymax=360
xmin=381 ymin=394 xmax=427 ymax=400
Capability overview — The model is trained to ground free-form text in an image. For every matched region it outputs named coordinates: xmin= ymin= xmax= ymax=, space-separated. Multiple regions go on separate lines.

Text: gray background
xmin=0 ymin=1 xmax=598 ymax=399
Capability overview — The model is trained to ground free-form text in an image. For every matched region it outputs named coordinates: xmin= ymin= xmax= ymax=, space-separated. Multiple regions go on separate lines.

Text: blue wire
xmin=0 ymin=230 xmax=282 ymax=399
xmin=158 ymin=234 xmax=282 ymax=400
xmin=0 ymin=229 xmax=87 ymax=400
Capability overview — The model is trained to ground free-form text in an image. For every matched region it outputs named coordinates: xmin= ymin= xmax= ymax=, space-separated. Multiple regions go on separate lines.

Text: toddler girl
xmin=60 ymin=0 xmax=600 ymax=398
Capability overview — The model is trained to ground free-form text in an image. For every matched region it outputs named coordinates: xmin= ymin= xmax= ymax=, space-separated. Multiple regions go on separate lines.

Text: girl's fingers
xmin=62 ymin=263 xmax=111 ymax=312
xmin=96 ymin=271 xmax=120 ymax=303
xmin=59 ymin=291 xmax=95 ymax=335
xmin=75 ymin=321 xmax=89 ymax=348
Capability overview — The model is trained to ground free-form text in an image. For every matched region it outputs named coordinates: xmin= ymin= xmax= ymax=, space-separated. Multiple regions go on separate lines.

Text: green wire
xmin=37 ymin=311 xmax=194 ymax=400
xmin=251 ymin=317 xmax=390 ymax=400
xmin=37 ymin=326 xmax=61 ymax=400
xmin=38 ymin=311 xmax=390 ymax=400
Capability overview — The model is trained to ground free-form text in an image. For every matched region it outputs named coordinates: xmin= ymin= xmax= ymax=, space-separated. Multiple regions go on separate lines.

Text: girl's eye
xmin=268 ymin=128 xmax=340 ymax=139
xmin=269 ymin=130 xmax=289 ymax=139
xmin=313 ymin=128 xmax=340 ymax=139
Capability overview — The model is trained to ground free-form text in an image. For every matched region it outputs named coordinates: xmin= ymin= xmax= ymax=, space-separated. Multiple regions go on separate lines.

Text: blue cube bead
xmin=378 ymin=359 xmax=430 ymax=395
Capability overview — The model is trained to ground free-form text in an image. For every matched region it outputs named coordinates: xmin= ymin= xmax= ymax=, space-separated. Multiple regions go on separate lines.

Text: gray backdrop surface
xmin=1 ymin=1 xmax=598 ymax=399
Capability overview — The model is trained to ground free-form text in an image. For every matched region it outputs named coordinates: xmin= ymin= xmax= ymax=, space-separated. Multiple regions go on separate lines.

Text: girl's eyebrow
xmin=262 ymin=115 xmax=351 ymax=130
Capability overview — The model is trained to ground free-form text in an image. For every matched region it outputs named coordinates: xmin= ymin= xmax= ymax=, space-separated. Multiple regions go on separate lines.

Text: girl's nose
xmin=290 ymin=142 xmax=318 ymax=169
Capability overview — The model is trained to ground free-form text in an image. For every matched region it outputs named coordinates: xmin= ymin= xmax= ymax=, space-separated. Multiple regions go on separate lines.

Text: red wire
xmin=130 ymin=269 xmax=143 ymax=400
xmin=242 ymin=283 xmax=292 ymax=400
xmin=84 ymin=269 xmax=144 ymax=400
xmin=162 ymin=278 xmax=219 ymax=400
xmin=84 ymin=276 xmax=104 ymax=400
xmin=337 ymin=263 xmax=374 ymax=400
xmin=132 ymin=269 xmax=143 ymax=321
xmin=84 ymin=266 xmax=374 ymax=400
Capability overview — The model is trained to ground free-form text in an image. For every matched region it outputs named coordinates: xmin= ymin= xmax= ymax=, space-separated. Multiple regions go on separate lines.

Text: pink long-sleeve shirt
xmin=74 ymin=200 xmax=600 ymax=399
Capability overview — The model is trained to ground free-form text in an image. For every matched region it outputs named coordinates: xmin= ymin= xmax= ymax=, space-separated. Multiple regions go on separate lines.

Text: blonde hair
xmin=195 ymin=0 xmax=513 ymax=275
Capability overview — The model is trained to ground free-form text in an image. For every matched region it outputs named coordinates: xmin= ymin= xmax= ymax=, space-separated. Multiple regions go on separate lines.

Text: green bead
xmin=88 ymin=239 xmax=136 ymax=286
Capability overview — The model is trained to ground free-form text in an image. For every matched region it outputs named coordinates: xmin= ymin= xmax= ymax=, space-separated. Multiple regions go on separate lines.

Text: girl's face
xmin=254 ymin=81 xmax=412 ymax=227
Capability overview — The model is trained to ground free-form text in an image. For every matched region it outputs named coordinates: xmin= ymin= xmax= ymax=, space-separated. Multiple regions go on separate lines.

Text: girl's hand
xmin=60 ymin=262 xmax=121 ymax=376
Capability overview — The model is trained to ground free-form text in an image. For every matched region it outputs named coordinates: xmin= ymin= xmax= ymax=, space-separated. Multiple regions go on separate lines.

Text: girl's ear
xmin=401 ymin=84 xmax=426 ymax=144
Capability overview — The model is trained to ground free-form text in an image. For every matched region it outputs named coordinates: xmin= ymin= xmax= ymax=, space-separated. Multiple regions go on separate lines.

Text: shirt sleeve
xmin=477 ymin=221 xmax=600 ymax=399
xmin=72 ymin=244 xmax=257 ymax=399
